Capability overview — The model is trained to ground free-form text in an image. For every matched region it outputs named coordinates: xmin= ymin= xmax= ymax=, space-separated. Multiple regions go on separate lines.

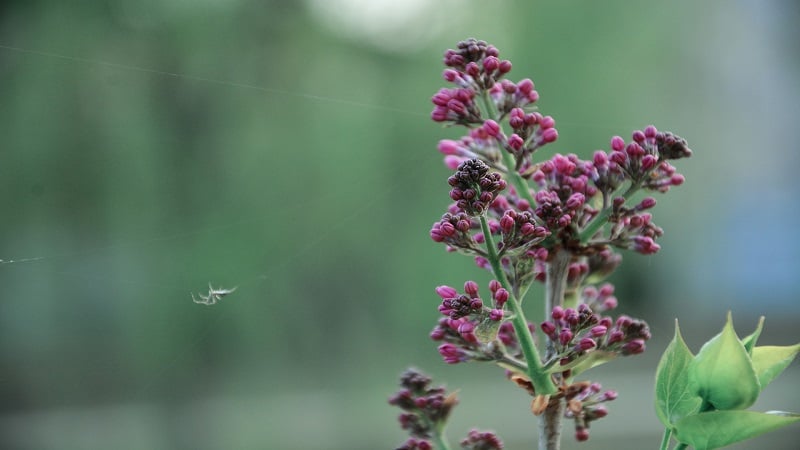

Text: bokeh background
xmin=1 ymin=1 xmax=799 ymax=449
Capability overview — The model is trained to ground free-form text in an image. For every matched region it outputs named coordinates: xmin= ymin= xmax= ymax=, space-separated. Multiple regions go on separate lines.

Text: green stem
xmin=577 ymin=181 xmax=640 ymax=242
xmin=479 ymin=216 xmax=557 ymax=395
xmin=478 ymin=90 xmax=538 ymax=209
xmin=659 ymin=428 xmax=672 ymax=450
xmin=432 ymin=428 xmax=452 ymax=450
xmin=673 ymin=444 xmax=688 ymax=450
xmin=538 ymin=249 xmax=572 ymax=450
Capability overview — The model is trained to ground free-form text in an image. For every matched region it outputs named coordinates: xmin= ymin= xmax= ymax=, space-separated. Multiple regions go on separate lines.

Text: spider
xmin=192 ymin=283 xmax=237 ymax=305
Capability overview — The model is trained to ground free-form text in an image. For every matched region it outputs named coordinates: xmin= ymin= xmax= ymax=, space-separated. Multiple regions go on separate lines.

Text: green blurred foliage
xmin=0 ymin=1 xmax=798 ymax=449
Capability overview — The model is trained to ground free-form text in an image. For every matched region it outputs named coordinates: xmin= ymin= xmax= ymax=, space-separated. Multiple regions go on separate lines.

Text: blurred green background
xmin=1 ymin=1 xmax=798 ymax=449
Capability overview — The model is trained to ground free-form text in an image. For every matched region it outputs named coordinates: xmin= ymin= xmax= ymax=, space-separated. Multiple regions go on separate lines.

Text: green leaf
xmin=688 ymin=312 xmax=760 ymax=410
xmin=673 ymin=410 xmax=800 ymax=450
xmin=751 ymin=343 xmax=800 ymax=389
xmin=655 ymin=320 xmax=703 ymax=427
xmin=741 ymin=316 xmax=765 ymax=355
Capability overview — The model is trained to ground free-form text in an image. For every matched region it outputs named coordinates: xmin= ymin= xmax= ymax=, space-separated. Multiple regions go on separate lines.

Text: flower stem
xmin=538 ymin=398 xmax=565 ymax=450
xmin=659 ymin=428 xmax=672 ymax=450
xmin=432 ymin=428 xmax=452 ymax=450
xmin=479 ymin=216 xmax=557 ymax=396
xmin=578 ymin=181 xmax=640 ymax=242
xmin=478 ymin=90 xmax=539 ymax=209
xmin=538 ymin=249 xmax=572 ymax=450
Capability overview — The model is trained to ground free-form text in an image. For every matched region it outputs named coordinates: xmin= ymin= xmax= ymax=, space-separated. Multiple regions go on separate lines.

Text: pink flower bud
xmin=483 ymin=119 xmax=501 ymax=137
xmin=559 ymin=329 xmax=573 ymax=346
xmin=493 ymin=288 xmax=509 ymax=305
xmin=444 ymin=155 xmax=463 ymax=170
xmin=435 ymin=285 xmax=458 ymax=299
xmin=443 ymin=69 xmax=460 ymax=83
xmin=461 ymin=281 xmax=478 ymax=297
xmin=508 ymin=134 xmax=524 ymax=151
xmin=483 ymin=56 xmax=499 ymax=72
xmin=610 ymin=136 xmax=625 ymax=151
xmin=578 ymin=338 xmax=597 ymax=351
xmin=438 ymin=139 xmax=460 ymax=155
xmin=518 ymin=78 xmax=534 ymax=94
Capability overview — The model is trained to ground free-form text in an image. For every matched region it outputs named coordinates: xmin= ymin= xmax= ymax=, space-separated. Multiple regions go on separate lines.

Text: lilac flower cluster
xmin=394 ymin=38 xmax=694 ymax=448
xmin=390 ymin=369 xmax=505 ymax=450
xmin=447 ymin=159 xmax=507 ymax=216
xmin=562 ymin=381 xmax=618 ymax=442
xmin=512 ymin=376 xmax=618 ymax=443
xmin=389 ymin=369 xmax=457 ymax=448
xmin=431 ymin=280 xmax=511 ymax=365
xmin=540 ymin=302 xmax=651 ymax=372
xmin=460 ymin=429 xmax=504 ymax=450
xmin=434 ymin=39 xmax=559 ymax=175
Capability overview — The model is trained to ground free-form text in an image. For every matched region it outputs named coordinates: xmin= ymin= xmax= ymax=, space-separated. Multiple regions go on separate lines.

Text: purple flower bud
xmin=626 ymin=142 xmax=645 ymax=157
xmin=540 ymin=128 xmax=558 ymax=143
xmin=518 ymin=78 xmax=534 ymax=94
xmin=593 ymin=150 xmax=609 ymax=166
xmin=600 ymin=390 xmax=618 ymax=401
xmin=607 ymin=330 xmax=624 ymax=344
xmin=602 ymin=297 xmax=618 ymax=310
xmin=438 ymin=343 xmax=466 ymax=364
xmin=490 ymin=309 xmax=504 ymax=321
xmin=493 ymin=288 xmax=509 ymax=305
xmin=641 ymin=154 xmax=657 ymax=170
xmin=430 ymin=327 xmax=446 ymax=340
xmin=644 ymin=125 xmax=658 ymax=139
xmin=444 ymin=155 xmax=463 ymax=170
xmin=438 ymin=139 xmax=460 ymax=155
xmin=499 ymin=214 xmax=515 ymax=233
xmin=566 ymin=193 xmax=585 ymax=209
xmin=483 ymin=119 xmax=501 ymax=137
xmin=610 ymin=136 xmax=625 ymax=151
xmin=632 ymin=130 xmax=646 ymax=143
xmin=483 ymin=56 xmax=499 ymax=72
xmin=465 ymin=62 xmax=480 ymax=78
xmin=443 ymin=69 xmax=460 ymax=83
xmin=622 ymin=339 xmax=646 ymax=355
xmin=489 ymin=280 xmax=501 ymax=293
xmin=578 ymin=337 xmax=597 ymax=351
xmin=540 ymin=321 xmax=557 ymax=336
xmin=473 ymin=232 xmax=485 ymax=244
xmin=498 ymin=60 xmax=512 ymax=73
xmin=458 ymin=320 xmax=475 ymax=336
xmin=575 ymin=428 xmax=590 ymax=442
xmin=564 ymin=308 xmax=579 ymax=325
xmin=590 ymin=325 xmax=608 ymax=337
xmin=638 ymin=197 xmax=657 ymax=209
xmin=551 ymin=306 xmax=565 ymax=320
xmin=591 ymin=405 xmax=609 ymax=418
xmin=520 ymin=222 xmax=536 ymax=235
xmin=435 ymin=285 xmax=458 ymax=299
xmin=508 ymin=133 xmax=524 ymax=151
xmin=559 ymin=329 xmax=573 ymax=346
xmin=464 ymin=280 xmax=479 ymax=296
